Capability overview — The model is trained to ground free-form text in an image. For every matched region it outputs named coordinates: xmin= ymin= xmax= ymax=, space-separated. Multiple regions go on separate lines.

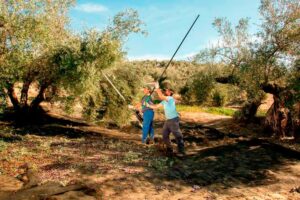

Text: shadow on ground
xmin=164 ymin=139 xmax=300 ymax=188
xmin=1 ymin=113 xmax=300 ymax=198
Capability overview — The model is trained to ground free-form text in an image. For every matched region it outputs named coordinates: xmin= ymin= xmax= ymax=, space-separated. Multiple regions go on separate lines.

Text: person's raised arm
xmin=155 ymin=88 xmax=168 ymax=101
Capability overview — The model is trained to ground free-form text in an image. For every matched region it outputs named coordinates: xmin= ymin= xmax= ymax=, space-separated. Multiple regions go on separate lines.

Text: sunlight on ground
xmin=0 ymin=112 xmax=300 ymax=199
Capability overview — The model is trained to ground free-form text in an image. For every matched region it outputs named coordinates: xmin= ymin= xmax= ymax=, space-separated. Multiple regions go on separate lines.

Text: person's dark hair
xmin=163 ymin=88 xmax=174 ymax=96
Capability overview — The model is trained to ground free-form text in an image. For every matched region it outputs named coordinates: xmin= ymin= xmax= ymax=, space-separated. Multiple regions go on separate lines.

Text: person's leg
xmin=162 ymin=121 xmax=173 ymax=155
xmin=170 ymin=117 xmax=185 ymax=153
xmin=149 ymin=110 xmax=155 ymax=140
xmin=162 ymin=121 xmax=171 ymax=147
xmin=142 ymin=110 xmax=152 ymax=143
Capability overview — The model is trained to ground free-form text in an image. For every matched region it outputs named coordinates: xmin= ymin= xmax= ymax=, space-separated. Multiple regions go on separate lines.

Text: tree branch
xmin=260 ymin=82 xmax=284 ymax=97
xmin=20 ymin=80 xmax=32 ymax=107
xmin=215 ymin=75 xmax=240 ymax=85
xmin=30 ymin=83 xmax=48 ymax=110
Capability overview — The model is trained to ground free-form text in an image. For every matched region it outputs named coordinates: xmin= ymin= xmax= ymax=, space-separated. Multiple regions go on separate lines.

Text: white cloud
xmin=75 ymin=3 xmax=108 ymax=13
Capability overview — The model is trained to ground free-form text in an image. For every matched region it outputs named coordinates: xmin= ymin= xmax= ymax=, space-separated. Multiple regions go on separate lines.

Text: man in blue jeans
xmin=139 ymin=85 xmax=155 ymax=144
xmin=147 ymin=87 xmax=185 ymax=155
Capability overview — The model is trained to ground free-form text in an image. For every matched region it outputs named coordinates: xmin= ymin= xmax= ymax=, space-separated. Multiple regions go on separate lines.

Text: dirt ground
xmin=0 ymin=111 xmax=300 ymax=200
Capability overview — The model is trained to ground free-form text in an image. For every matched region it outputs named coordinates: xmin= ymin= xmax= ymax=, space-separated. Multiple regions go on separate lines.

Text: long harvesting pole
xmin=102 ymin=72 xmax=126 ymax=102
xmin=150 ymin=14 xmax=200 ymax=94
xmin=101 ymin=71 xmax=144 ymax=124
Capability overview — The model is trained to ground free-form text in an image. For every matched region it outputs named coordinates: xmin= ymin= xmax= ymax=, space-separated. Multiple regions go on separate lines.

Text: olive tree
xmin=0 ymin=1 xmax=145 ymax=124
xmin=194 ymin=0 xmax=300 ymax=138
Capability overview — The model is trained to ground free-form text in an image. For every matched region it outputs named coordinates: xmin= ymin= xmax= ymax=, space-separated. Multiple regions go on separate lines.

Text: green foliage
xmin=149 ymin=157 xmax=172 ymax=172
xmin=177 ymin=105 xmax=236 ymax=116
xmin=211 ymin=90 xmax=226 ymax=107
xmin=0 ymin=140 xmax=7 ymax=152
xmin=180 ymin=72 xmax=215 ymax=105
xmin=0 ymin=1 xmax=146 ymax=126
xmin=256 ymin=110 xmax=267 ymax=117
xmin=99 ymin=64 xmax=144 ymax=126
xmin=287 ymin=60 xmax=300 ymax=108
xmin=130 ymin=60 xmax=243 ymax=107
xmin=0 ymin=0 xmax=74 ymax=82
xmin=129 ymin=60 xmax=205 ymax=92
xmin=0 ymin=88 xmax=6 ymax=113
xmin=107 ymin=8 xmax=147 ymax=40
xmin=233 ymin=110 xmax=243 ymax=119
xmin=204 ymin=107 xmax=236 ymax=116
xmin=176 ymin=105 xmax=204 ymax=112
xmin=194 ymin=0 xmax=299 ymax=120
xmin=123 ymin=151 xmax=142 ymax=163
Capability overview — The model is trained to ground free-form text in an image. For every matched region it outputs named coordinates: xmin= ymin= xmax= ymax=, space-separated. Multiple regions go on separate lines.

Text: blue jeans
xmin=142 ymin=109 xmax=154 ymax=143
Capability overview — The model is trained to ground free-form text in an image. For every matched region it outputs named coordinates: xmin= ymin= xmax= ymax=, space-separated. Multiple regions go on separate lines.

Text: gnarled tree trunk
xmin=261 ymin=83 xmax=295 ymax=139
xmin=30 ymin=83 xmax=49 ymax=112
xmin=240 ymin=100 xmax=262 ymax=122
xmin=264 ymin=95 xmax=293 ymax=138
xmin=4 ymin=81 xmax=50 ymax=123
xmin=20 ymin=80 xmax=32 ymax=108
xmin=215 ymin=75 xmax=261 ymax=121
xmin=293 ymin=103 xmax=300 ymax=142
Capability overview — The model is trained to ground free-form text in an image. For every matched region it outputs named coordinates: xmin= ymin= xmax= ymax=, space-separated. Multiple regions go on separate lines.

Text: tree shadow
xmin=0 ymin=112 xmax=95 ymax=139
xmin=0 ymin=110 xmax=88 ymax=127
xmin=60 ymin=137 xmax=300 ymax=197
xmin=0 ymin=132 xmax=22 ymax=142
xmin=40 ymin=132 xmax=300 ymax=195
xmin=34 ymin=130 xmax=146 ymax=175
xmin=12 ymin=125 xmax=93 ymax=138
xmin=1 ymin=113 xmax=300 ymax=197
xmin=163 ymin=139 xmax=300 ymax=189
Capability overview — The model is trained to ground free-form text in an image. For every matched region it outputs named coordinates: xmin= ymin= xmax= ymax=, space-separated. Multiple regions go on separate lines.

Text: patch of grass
xmin=256 ymin=110 xmax=267 ymax=117
xmin=177 ymin=105 xmax=236 ymax=116
xmin=101 ymin=154 xmax=111 ymax=162
xmin=204 ymin=107 xmax=236 ymax=116
xmin=177 ymin=105 xmax=204 ymax=112
xmin=0 ymin=139 xmax=7 ymax=152
xmin=123 ymin=151 xmax=142 ymax=163
xmin=40 ymin=141 xmax=52 ymax=150
xmin=0 ymin=126 xmax=22 ymax=142
xmin=106 ymin=140 xmax=129 ymax=151
xmin=148 ymin=157 xmax=174 ymax=172
xmin=18 ymin=147 xmax=32 ymax=156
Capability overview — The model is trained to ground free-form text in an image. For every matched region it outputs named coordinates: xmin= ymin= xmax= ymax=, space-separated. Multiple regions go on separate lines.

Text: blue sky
xmin=69 ymin=0 xmax=261 ymax=60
